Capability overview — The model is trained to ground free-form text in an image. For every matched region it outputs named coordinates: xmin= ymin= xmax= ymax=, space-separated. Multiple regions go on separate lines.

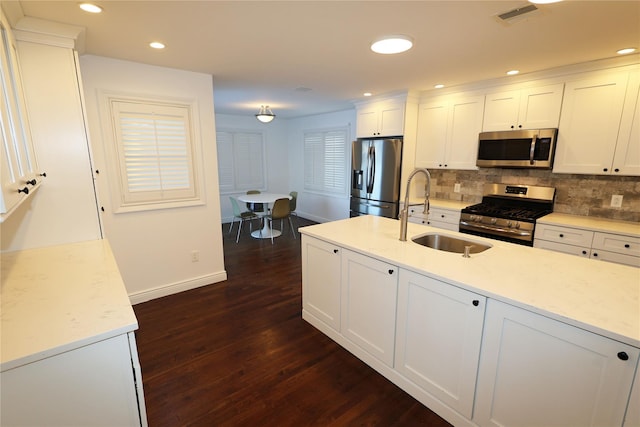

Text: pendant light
xmin=255 ymin=105 xmax=276 ymax=123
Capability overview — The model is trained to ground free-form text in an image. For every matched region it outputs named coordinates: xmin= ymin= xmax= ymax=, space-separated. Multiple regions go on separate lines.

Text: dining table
xmin=237 ymin=193 xmax=292 ymax=239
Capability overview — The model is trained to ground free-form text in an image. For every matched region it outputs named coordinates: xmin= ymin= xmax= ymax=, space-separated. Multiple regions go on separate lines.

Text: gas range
xmin=459 ymin=184 xmax=555 ymax=246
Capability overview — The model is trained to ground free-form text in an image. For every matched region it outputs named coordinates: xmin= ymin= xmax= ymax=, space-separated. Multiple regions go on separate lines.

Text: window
xmin=216 ymin=130 xmax=265 ymax=193
xmin=103 ymin=95 xmax=203 ymax=212
xmin=304 ymin=127 xmax=348 ymax=196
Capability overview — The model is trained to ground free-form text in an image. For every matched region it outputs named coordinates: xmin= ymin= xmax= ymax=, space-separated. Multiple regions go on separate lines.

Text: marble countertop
xmin=539 ymin=212 xmax=640 ymax=237
xmin=299 ymin=215 xmax=640 ymax=348
xmin=1 ymin=239 xmax=138 ymax=372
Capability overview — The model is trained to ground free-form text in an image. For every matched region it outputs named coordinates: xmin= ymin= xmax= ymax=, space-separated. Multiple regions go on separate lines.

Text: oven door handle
xmin=459 ymin=221 xmax=532 ymax=237
xmin=529 ymin=133 xmax=538 ymax=165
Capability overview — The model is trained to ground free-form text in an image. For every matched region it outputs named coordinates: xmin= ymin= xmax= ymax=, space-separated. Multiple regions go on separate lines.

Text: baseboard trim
xmin=129 ymin=271 xmax=227 ymax=305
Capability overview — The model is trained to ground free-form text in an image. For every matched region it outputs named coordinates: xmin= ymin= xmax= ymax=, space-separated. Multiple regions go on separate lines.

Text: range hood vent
xmin=497 ymin=4 xmax=538 ymax=21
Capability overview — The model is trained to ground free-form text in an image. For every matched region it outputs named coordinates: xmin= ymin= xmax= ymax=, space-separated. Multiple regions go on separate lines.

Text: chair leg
xmin=236 ymin=218 xmax=243 ymax=243
xmin=270 ymin=218 xmax=274 ymax=245
xmin=288 ymin=216 xmax=296 ymax=239
xmin=228 ymin=218 xmax=236 ymax=234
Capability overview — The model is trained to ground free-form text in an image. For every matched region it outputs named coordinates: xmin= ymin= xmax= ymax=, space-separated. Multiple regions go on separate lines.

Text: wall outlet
xmin=191 ymin=250 xmax=200 ymax=262
xmin=454 ymin=183 xmax=461 ymax=193
xmin=611 ymin=195 xmax=623 ymax=208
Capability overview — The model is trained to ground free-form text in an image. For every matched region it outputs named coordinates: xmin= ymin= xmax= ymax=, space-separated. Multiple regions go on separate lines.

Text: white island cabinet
xmin=0 ymin=240 xmax=147 ymax=426
xmin=300 ymin=215 xmax=640 ymax=427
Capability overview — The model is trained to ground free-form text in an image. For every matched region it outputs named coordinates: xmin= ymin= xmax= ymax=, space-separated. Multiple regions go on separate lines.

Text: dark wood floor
xmin=133 ymin=216 xmax=452 ymax=426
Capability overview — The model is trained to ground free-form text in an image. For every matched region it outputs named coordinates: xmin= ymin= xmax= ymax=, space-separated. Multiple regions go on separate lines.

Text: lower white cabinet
xmin=407 ymin=205 xmax=461 ymax=232
xmin=301 ymin=236 xmax=342 ymax=331
xmin=626 ymin=362 xmax=640 ymax=426
xmin=1 ymin=333 xmax=146 ymax=427
xmin=474 ymin=299 xmax=639 ymax=427
xmin=341 ymin=248 xmax=398 ymax=367
xmin=395 ymin=270 xmax=485 ymax=418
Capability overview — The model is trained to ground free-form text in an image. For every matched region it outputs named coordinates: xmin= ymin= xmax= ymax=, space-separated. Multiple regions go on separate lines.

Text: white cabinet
xmin=356 ymin=97 xmax=405 ymax=137
xmin=474 ymin=299 xmax=639 ymax=427
xmin=553 ymin=68 xmax=640 ymax=175
xmin=626 ymin=360 xmax=640 ymax=427
xmin=395 ymin=270 xmax=485 ymax=418
xmin=407 ymin=205 xmax=461 ymax=232
xmin=482 ymin=83 xmax=564 ymax=131
xmin=1 ymin=333 xmax=145 ymax=426
xmin=341 ymin=248 xmax=398 ymax=367
xmin=0 ymin=10 xmax=42 ymax=221
xmin=535 ymin=223 xmax=640 ymax=268
xmin=301 ymin=235 xmax=342 ymax=331
xmin=415 ymin=94 xmax=484 ymax=170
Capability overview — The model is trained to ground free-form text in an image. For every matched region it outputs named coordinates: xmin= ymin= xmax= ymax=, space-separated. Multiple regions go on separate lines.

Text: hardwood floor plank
xmin=133 ymin=217 xmax=452 ymax=426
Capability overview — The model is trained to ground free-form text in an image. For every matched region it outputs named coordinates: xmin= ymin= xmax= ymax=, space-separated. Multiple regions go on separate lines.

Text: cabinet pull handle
xmin=333 ymin=249 xmax=339 ymax=254
xmin=17 ymin=186 xmax=29 ymax=195
xmin=618 ymin=352 xmax=629 ymax=361
xmin=26 ymin=179 xmax=37 ymax=185
xmin=388 ymin=269 xmax=394 ymax=275
xmin=472 ymin=300 xmax=479 ymax=306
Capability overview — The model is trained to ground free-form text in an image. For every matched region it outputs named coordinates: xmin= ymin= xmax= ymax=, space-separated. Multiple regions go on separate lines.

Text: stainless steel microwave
xmin=476 ymin=128 xmax=558 ymax=169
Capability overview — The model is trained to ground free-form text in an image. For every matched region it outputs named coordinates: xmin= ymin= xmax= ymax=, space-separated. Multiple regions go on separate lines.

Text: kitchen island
xmin=1 ymin=239 xmax=147 ymax=426
xmin=300 ymin=215 xmax=640 ymax=427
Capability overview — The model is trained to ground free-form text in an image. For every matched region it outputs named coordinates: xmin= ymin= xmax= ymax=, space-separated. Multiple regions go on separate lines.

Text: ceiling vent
xmin=497 ymin=4 xmax=538 ymax=22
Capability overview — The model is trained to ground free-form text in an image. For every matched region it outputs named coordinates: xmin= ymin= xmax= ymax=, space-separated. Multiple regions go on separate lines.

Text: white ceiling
xmin=9 ymin=0 xmax=640 ymax=119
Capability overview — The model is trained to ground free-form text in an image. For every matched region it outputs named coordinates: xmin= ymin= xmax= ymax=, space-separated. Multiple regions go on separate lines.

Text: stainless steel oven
xmin=459 ymin=184 xmax=555 ymax=246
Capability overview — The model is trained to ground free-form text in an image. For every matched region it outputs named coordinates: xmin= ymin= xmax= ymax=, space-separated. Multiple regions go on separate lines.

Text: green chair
xmin=289 ymin=191 xmax=298 ymax=217
xmin=246 ymin=190 xmax=265 ymax=214
xmin=229 ymin=197 xmax=258 ymax=243
xmin=266 ymin=197 xmax=296 ymax=244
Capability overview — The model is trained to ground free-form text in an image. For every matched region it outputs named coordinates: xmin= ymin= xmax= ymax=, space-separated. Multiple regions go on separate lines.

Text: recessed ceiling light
xmin=363 ymin=92 xmax=372 ymax=97
xmin=617 ymin=47 xmax=637 ymax=55
xmin=79 ymin=3 xmax=102 ymax=13
xmin=149 ymin=42 xmax=165 ymax=50
xmin=528 ymin=0 xmax=562 ymax=4
xmin=371 ymin=35 xmax=413 ymax=55
xmin=434 ymin=84 xmax=445 ymax=89
xmin=506 ymin=70 xmax=520 ymax=76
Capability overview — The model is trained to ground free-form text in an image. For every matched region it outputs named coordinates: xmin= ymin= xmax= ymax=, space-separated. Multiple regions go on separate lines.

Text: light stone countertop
xmin=1 ymin=239 xmax=138 ymax=372
xmin=299 ymin=215 xmax=640 ymax=348
xmin=539 ymin=212 xmax=640 ymax=237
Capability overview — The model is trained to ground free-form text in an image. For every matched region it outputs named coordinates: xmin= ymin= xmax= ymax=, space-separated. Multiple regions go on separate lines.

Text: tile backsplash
xmin=424 ymin=169 xmax=639 ymax=223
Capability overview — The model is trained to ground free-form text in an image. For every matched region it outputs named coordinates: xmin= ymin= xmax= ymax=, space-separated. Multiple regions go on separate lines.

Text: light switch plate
xmin=611 ymin=195 xmax=623 ymax=208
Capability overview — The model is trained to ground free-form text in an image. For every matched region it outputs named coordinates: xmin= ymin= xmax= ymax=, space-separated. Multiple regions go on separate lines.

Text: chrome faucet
xmin=399 ymin=168 xmax=431 ymax=241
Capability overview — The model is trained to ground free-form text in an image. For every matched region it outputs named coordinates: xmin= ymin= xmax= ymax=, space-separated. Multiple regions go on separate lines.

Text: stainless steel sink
xmin=411 ymin=233 xmax=492 ymax=255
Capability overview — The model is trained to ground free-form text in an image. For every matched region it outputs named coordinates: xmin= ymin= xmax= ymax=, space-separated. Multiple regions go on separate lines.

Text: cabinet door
xmin=612 ymin=71 xmax=640 ymax=176
xmin=356 ymin=106 xmax=379 ymax=137
xmin=625 ymin=362 xmax=640 ymax=427
xmin=378 ymin=100 xmax=405 ymax=137
xmin=553 ymin=71 xmax=629 ymax=174
xmin=474 ymin=300 xmax=639 ymax=427
xmin=445 ymin=95 xmax=484 ymax=170
xmin=415 ymin=100 xmax=448 ymax=168
xmin=483 ymin=90 xmax=520 ymax=131
xmin=518 ymin=83 xmax=564 ymax=129
xmin=341 ymin=249 xmax=398 ymax=367
xmin=301 ymin=236 xmax=341 ymax=331
xmin=395 ymin=270 xmax=485 ymax=417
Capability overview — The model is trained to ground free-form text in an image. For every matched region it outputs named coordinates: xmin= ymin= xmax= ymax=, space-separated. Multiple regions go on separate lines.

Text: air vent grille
xmin=498 ymin=4 xmax=538 ymax=21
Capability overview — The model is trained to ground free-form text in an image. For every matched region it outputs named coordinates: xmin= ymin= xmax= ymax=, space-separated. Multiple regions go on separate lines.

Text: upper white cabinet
xmin=415 ymin=94 xmax=484 ymax=170
xmin=356 ymin=97 xmax=405 ymax=137
xmin=553 ymin=68 xmax=640 ymax=176
xmin=482 ymin=83 xmax=564 ymax=131
xmin=395 ymin=269 xmax=485 ymax=418
xmin=474 ymin=299 xmax=639 ymax=427
xmin=0 ymin=11 xmax=42 ymax=221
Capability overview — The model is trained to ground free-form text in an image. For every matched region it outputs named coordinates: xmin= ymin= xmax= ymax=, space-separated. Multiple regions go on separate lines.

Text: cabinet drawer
xmin=534 ymin=239 xmax=590 ymax=258
xmin=408 ymin=216 xmax=428 ymax=225
xmin=536 ymin=224 xmax=594 ymax=246
xmin=427 ymin=207 xmax=461 ymax=225
xmin=408 ymin=205 xmax=428 ymax=219
xmin=592 ymin=232 xmax=640 ymax=257
xmin=426 ymin=220 xmax=460 ymax=232
xmin=590 ymin=249 xmax=640 ymax=268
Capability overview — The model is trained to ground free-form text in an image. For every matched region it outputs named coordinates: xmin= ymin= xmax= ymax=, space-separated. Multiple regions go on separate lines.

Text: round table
xmin=236 ymin=193 xmax=292 ymax=239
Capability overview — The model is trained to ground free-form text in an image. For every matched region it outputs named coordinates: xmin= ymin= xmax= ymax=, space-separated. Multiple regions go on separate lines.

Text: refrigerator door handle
xmin=366 ymin=145 xmax=375 ymax=194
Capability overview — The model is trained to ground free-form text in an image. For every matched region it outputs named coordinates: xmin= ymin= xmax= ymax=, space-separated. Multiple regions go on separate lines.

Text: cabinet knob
xmin=618 ymin=351 xmax=629 ymax=361
xmin=388 ymin=269 xmax=394 ymax=275
xmin=39 ymin=172 xmax=47 ymax=178
xmin=582 ymin=250 xmax=588 ymax=255
xmin=614 ymin=168 xmax=620 ymax=173
xmin=440 ymin=214 xmax=445 ymax=218
xmin=603 ymin=168 xmax=608 ymax=172
xmin=592 ymin=252 xmax=598 ymax=257
xmin=472 ymin=300 xmax=479 ymax=306
xmin=26 ymin=179 xmax=37 ymax=185
xmin=624 ymin=244 xmax=630 ymax=249
xmin=17 ymin=186 xmax=29 ymax=195
xmin=559 ymin=234 xmax=564 ymax=238
xmin=510 ymin=125 xmax=515 ymax=129
xmin=333 ymin=249 xmax=339 ymax=254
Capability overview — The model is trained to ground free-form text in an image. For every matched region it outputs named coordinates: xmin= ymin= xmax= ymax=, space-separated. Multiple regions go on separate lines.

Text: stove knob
xmin=476 ymin=216 xmax=483 ymax=223
xmin=507 ymin=221 xmax=513 ymax=228
xmin=515 ymin=222 xmax=521 ymax=229
xmin=490 ymin=218 xmax=497 ymax=225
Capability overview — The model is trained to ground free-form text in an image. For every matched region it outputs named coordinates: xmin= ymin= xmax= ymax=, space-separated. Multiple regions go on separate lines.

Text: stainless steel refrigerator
xmin=350 ymin=138 xmax=403 ymax=219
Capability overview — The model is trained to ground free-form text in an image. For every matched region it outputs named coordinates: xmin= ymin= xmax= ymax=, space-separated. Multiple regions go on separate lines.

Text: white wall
xmin=215 ymin=113 xmax=289 ymax=222
xmin=80 ymin=55 xmax=226 ymax=303
xmin=286 ymin=109 xmax=357 ymax=223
